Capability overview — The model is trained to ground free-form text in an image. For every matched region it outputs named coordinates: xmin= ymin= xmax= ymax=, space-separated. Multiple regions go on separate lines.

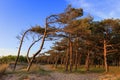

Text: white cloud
xmin=65 ymin=0 xmax=120 ymax=20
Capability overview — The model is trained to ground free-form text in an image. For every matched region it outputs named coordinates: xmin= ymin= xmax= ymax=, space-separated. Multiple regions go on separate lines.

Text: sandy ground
xmin=40 ymin=65 xmax=99 ymax=80
xmin=0 ymin=64 xmax=120 ymax=80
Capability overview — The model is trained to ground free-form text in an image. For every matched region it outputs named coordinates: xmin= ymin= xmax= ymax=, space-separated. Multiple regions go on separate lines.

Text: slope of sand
xmin=0 ymin=64 xmax=120 ymax=80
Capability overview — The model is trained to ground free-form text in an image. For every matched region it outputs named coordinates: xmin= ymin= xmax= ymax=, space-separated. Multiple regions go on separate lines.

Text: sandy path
xmin=40 ymin=65 xmax=120 ymax=80
xmin=40 ymin=65 xmax=99 ymax=80
xmin=50 ymin=72 xmax=99 ymax=80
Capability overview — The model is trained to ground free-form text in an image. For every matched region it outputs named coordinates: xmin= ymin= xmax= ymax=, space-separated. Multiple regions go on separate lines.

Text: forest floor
xmin=0 ymin=64 xmax=120 ymax=80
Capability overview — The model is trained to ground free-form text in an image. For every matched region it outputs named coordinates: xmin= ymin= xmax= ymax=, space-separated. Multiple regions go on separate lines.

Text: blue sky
xmin=0 ymin=0 xmax=120 ymax=56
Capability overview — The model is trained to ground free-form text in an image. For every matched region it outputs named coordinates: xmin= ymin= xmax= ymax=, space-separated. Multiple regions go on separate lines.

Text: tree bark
xmin=75 ymin=37 xmax=79 ymax=71
xmin=103 ymin=39 xmax=108 ymax=72
xmin=26 ymin=37 xmax=42 ymax=64
xmin=78 ymin=53 xmax=82 ymax=67
xmin=13 ymin=29 xmax=30 ymax=71
xmin=55 ymin=53 xmax=59 ymax=68
xmin=85 ymin=50 xmax=90 ymax=71
xmin=27 ymin=21 xmax=47 ymax=71
xmin=69 ymin=40 xmax=73 ymax=72
xmin=65 ymin=47 xmax=69 ymax=71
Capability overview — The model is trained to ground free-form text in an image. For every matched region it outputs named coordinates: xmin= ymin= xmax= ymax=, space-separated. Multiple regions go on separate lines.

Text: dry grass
xmin=0 ymin=64 xmax=8 ymax=75
xmin=29 ymin=64 xmax=40 ymax=72
xmin=29 ymin=64 xmax=51 ymax=75
xmin=108 ymin=66 xmax=120 ymax=74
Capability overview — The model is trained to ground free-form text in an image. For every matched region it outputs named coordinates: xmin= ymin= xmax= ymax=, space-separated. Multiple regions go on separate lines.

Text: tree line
xmin=13 ymin=5 xmax=120 ymax=72
xmin=0 ymin=55 xmax=27 ymax=64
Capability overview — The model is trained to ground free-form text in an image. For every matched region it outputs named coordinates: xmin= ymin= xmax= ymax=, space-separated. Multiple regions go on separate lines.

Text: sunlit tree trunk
xmin=75 ymin=49 xmax=78 ymax=71
xmin=27 ymin=22 xmax=47 ymax=71
xmin=60 ymin=55 xmax=64 ymax=67
xmin=13 ymin=29 xmax=30 ymax=71
xmin=69 ymin=39 xmax=73 ymax=72
xmin=75 ymin=37 xmax=79 ymax=71
xmin=85 ymin=50 xmax=90 ymax=71
xmin=55 ymin=53 xmax=59 ymax=68
xmin=26 ymin=37 xmax=41 ymax=64
xmin=103 ymin=39 xmax=108 ymax=72
xmin=65 ymin=47 xmax=69 ymax=71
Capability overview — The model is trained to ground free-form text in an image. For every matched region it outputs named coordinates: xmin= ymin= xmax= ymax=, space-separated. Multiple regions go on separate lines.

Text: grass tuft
xmin=29 ymin=64 xmax=51 ymax=75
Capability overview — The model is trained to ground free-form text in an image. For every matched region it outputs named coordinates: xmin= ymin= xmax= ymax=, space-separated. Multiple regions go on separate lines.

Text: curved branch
xmin=26 ymin=37 xmax=42 ymax=64
xmin=13 ymin=29 xmax=31 ymax=71
xmin=27 ymin=18 xmax=48 ymax=71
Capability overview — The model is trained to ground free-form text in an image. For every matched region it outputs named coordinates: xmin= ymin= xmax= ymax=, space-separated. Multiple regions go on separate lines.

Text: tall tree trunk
xmin=55 ymin=54 xmax=59 ymax=68
xmin=69 ymin=40 xmax=73 ymax=72
xmin=103 ymin=39 xmax=108 ymax=72
xmin=65 ymin=47 xmax=69 ymax=71
xmin=78 ymin=53 xmax=82 ymax=67
xmin=60 ymin=55 xmax=64 ymax=67
xmin=75 ymin=49 xmax=78 ymax=71
xmin=85 ymin=50 xmax=90 ymax=71
xmin=75 ymin=37 xmax=79 ymax=71
xmin=26 ymin=37 xmax=42 ymax=64
xmin=13 ymin=29 xmax=30 ymax=71
xmin=27 ymin=22 xmax=47 ymax=71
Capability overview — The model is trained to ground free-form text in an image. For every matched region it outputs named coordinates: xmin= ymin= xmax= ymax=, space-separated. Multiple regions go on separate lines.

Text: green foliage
xmin=0 ymin=55 xmax=27 ymax=64
xmin=18 ymin=55 xmax=27 ymax=63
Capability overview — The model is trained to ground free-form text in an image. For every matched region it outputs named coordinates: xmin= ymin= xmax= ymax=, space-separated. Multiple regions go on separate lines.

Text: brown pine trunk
xmin=75 ymin=49 xmax=78 ymax=71
xmin=60 ymin=56 xmax=64 ymax=67
xmin=65 ymin=47 xmax=69 ymax=71
xmin=13 ymin=29 xmax=30 ymax=71
xmin=69 ymin=40 xmax=73 ymax=72
xmin=85 ymin=51 xmax=90 ymax=71
xmin=55 ymin=54 xmax=59 ymax=68
xmin=75 ymin=37 xmax=79 ymax=71
xmin=78 ymin=53 xmax=82 ymax=67
xmin=103 ymin=39 xmax=108 ymax=72
xmin=26 ymin=37 xmax=41 ymax=64
xmin=27 ymin=21 xmax=47 ymax=71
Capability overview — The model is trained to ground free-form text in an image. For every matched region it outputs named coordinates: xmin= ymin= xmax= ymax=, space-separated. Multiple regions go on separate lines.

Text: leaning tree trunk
xmin=27 ymin=23 xmax=47 ymax=71
xmin=13 ymin=29 xmax=31 ymax=71
xmin=26 ymin=37 xmax=42 ymax=64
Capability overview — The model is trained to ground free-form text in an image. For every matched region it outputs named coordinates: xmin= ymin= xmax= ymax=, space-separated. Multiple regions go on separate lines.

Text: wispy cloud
xmin=65 ymin=0 xmax=120 ymax=20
